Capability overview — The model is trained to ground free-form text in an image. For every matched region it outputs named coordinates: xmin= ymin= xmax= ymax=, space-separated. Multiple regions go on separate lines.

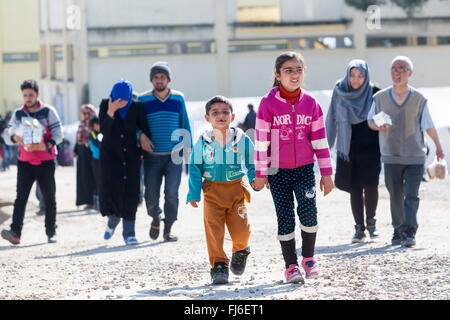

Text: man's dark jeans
xmin=384 ymin=163 xmax=424 ymax=234
xmin=143 ymin=154 xmax=182 ymax=233
xmin=11 ymin=160 xmax=57 ymax=238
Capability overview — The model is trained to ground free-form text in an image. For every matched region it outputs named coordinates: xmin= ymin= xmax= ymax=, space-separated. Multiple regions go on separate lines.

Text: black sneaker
xmin=351 ymin=224 xmax=366 ymax=243
xmin=366 ymin=218 xmax=379 ymax=238
xmin=1 ymin=229 xmax=20 ymax=245
xmin=391 ymin=228 xmax=404 ymax=246
xmin=149 ymin=216 xmax=160 ymax=240
xmin=402 ymin=227 xmax=416 ymax=247
xmin=210 ymin=262 xmax=229 ymax=285
xmin=163 ymin=233 xmax=178 ymax=242
xmin=47 ymin=234 xmax=57 ymax=243
xmin=36 ymin=208 xmax=45 ymax=216
xmin=230 ymin=247 xmax=250 ymax=276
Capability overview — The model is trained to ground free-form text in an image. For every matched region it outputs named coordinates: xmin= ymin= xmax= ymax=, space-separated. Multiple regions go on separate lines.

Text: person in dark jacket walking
xmin=326 ymin=59 xmax=381 ymax=243
xmin=99 ymin=79 xmax=153 ymax=245
xmin=74 ymin=104 xmax=97 ymax=209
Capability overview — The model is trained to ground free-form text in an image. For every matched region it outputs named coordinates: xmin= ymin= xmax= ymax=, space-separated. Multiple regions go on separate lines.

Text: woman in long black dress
xmin=74 ymin=104 xmax=97 ymax=209
xmin=99 ymin=79 xmax=153 ymax=245
xmin=326 ymin=60 xmax=381 ymax=243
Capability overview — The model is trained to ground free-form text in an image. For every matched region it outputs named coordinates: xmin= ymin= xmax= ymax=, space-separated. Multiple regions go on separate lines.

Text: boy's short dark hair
xmin=20 ymin=80 xmax=39 ymax=93
xmin=205 ymin=95 xmax=233 ymax=114
xmin=90 ymin=117 xmax=99 ymax=128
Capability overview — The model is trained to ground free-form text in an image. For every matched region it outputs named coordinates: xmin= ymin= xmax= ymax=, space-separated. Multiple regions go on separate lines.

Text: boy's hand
xmin=187 ymin=200 xmax=200 ymax=208
xmin=252 ymin=177 xmax=269 ymax=190
xmin=320 ymin=176 xmax=334 ymax=196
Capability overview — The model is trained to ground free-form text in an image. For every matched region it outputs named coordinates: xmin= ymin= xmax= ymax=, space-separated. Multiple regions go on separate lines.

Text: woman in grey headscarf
xmin=326 ymin=59 xmax=381 ymax=243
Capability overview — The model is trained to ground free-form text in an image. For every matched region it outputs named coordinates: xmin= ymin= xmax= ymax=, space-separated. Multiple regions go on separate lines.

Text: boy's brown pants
xmin=202 ymin=178 xmax=251 ymax=268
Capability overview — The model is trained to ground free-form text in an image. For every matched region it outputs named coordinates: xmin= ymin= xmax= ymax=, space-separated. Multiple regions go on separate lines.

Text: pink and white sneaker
xmin=301 ymin=257 xmax=320 ymax=279
xmin=284 ymin=264 xmax=304 ymax=283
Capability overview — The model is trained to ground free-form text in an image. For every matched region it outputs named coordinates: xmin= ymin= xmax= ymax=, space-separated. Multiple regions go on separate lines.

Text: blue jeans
xmin=143 ymin=154 xmax=182 ymax=233
xmin=384 ymin=164 xmax=424 ymax=234
xmin=108 ymin=216 xmax=135 ymax=239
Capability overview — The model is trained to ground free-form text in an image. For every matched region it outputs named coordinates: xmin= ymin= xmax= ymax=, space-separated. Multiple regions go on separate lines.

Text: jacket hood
xmin=201 ymin=127 xmax=245 ymax=146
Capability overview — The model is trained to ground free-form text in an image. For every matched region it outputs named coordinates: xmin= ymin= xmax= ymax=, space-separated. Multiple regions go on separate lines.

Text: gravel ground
xmin=0 ymin=165 xmax=449 ymax=300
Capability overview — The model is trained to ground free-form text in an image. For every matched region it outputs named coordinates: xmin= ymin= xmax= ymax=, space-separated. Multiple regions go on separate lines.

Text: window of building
xmin=417 ymin=36 xmax=428 ymax=46
xmin=2 ymin=52 xmax=39 ymax=63
xmin=108 ymin=46 xmax=167 ymax=57
xmin=437 ymin=36 xmax=450 ymax=45
xmin=88 ymin=50 xmax=99 ymax=58
xmin=237 ymin=0 xmax=280 ymax=23
xmin=185 ymin=43 xmax=204 ymax=54
xmin=366 ymin=36 xmax=408 ymax=48
xmin=228 ymin=39 xmax=288 ymax=52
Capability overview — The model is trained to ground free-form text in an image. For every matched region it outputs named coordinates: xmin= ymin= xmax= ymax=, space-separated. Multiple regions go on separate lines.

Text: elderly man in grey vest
xmin=367 ymin=56 xmax=444 ymax=247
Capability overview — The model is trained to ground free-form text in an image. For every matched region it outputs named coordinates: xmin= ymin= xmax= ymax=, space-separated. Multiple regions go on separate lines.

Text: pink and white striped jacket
xmin=254 ymin=87 xmax=333 ymax=178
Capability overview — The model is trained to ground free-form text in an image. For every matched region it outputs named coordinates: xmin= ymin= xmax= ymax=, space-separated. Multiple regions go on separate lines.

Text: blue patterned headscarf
xmin=110 ymin=79 xmax=133 ymax=119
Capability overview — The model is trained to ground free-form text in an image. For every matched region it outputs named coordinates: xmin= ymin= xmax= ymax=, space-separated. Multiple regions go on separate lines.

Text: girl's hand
xmin=187 ymin=200 xmax=200 ymax=208
xmin=320 ymin=176 xmax=334 ymax=196
xmin=252 ymin=177 xmax=269 ymax=190
xmin=375 ymin=124 xmax=390 ymax=132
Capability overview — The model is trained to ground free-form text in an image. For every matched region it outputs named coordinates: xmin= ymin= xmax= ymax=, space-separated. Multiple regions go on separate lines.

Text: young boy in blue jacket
xmin=187 ymin=95 xmax=257 ymax=285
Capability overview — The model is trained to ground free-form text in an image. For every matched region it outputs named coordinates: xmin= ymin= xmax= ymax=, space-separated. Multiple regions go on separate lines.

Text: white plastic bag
xmin=427 ymin=157 xmax=447 ymax=180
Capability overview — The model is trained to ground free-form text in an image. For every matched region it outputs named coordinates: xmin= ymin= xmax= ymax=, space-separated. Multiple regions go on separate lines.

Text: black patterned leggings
xmin=268 ymin=164 xmax=318 ymax=266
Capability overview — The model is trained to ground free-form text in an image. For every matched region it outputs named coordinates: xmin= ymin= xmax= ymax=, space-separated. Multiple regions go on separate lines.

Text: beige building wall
xmin=0 ymin=0 xmax=40 ymax=116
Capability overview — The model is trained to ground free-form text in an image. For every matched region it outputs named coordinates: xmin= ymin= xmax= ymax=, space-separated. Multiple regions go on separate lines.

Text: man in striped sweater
xmin=138 ymin=62 xmax=192 ymax=242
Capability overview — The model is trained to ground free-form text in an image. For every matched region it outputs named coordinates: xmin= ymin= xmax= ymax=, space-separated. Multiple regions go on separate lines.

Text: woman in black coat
xmin=99 ymin=79 xmax=153 ymax=245
xmin=325 ymin=60 xmax=381 ymax=243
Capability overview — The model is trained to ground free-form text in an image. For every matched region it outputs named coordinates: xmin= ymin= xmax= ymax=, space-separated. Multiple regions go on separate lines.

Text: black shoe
xmin=163 ymin=233 xmax=178 ymax=242
xmin=402 ymin=227 xmax=416 ymax=247
xmin=1 ymin=229 xmax=20 ymax=245
xmin=366 ymin=218 xmax=379 ymax=238
xmin=210 ymin=262 xmax=229 ymax=285
xmin=391 ymin=228 xmax=404 ymax=246
xmin=230 ymin=247 xmax=251 ymax=276
xmin=149 ymin=216 xmax=160 ymax=240
xmin=351 ymin=224 xmax=366 ymax=243
xmin=36 ymin=208 xmax=45 ymax=216
xmin=48 ymin=234 xmax=57 ymax=243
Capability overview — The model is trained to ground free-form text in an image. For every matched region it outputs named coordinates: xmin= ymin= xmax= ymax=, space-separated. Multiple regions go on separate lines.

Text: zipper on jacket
xmin=292 ymin=103 xmax=296 ymax=166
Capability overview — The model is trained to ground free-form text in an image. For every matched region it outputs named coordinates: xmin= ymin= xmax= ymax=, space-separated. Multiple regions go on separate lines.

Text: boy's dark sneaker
xmin=391 ymin=228 xmax=404 ymax=246
xmin=1 ymin=229 xmax=20 ymax=245
xmin=351 ymin=224 xmax=366 ymax=243
xmin=230 ymin=247 xmax=250 ymax=276
xmin=210 ymin=262 xmax=229 ymax=285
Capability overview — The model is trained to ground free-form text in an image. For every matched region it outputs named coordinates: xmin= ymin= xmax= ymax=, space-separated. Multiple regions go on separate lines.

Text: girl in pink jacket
xmin=253 ymin=52 xmax=334 ymax=283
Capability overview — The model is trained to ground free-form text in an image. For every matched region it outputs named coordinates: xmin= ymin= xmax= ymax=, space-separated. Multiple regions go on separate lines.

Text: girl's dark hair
xmin=20 ymin=79 xmax=39 ymax=93
xmin=272 ymin=51 xmax=306 ymax=87
xmin=205 ymin=95 xmax=233 ymax=114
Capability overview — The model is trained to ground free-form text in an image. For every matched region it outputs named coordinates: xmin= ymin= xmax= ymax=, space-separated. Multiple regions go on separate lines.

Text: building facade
xmin=0 ymin=0 xmax=40 ymax=116
xmin=36 ymin=0 xmax=450 ymax=124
